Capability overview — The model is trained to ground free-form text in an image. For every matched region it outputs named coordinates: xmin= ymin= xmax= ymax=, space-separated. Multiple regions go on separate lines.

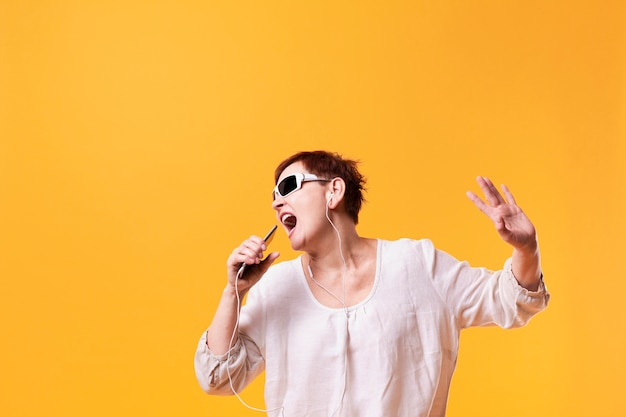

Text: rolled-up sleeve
xmin=490 ymin=258 xmax=550 ymax=328
xmin=455 ymin=257 xmax=549 ymax=329
xmin=194 ymin=330 xmax=265 ymax=395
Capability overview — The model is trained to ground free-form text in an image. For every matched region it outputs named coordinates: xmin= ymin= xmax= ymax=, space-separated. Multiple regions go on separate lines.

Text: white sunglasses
xmin=272 ymin=173 xmax=330 ymax=200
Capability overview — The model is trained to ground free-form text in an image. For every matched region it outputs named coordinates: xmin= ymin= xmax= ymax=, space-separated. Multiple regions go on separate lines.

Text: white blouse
xmin=195 ymin=238 xmax=549 ymax=417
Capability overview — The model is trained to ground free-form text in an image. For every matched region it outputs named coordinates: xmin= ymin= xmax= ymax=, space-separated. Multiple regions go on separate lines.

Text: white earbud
xmin=327 ymin=192 xmax=334 ymax=205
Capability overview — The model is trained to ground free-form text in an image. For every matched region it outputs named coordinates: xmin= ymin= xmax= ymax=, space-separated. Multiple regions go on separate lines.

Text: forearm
xmin=511 ymin=241 xmax=542 ymax=292
xmin=206 ymin=285 xmax=244 ymax=355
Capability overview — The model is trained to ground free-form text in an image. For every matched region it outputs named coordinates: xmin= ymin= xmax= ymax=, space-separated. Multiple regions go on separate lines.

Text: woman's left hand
xmin=466 ymin=176 xmax=537 ymax=251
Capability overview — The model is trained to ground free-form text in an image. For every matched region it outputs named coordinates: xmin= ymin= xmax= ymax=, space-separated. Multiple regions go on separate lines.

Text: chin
xmin=287 ymin=233 xmax=305 ymax=252
xmin=289 ymin=240 xmax=303 ymax=251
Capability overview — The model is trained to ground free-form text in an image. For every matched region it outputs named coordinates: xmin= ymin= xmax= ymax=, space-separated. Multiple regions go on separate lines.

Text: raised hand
xmin=466 ymin=176 xmax=537 ymax=251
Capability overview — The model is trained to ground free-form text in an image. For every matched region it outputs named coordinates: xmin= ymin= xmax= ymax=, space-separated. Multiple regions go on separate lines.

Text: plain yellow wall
xmin=1 ymin=1 xmax=624 ymax=416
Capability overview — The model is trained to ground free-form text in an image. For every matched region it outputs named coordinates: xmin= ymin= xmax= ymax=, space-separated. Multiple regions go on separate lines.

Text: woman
xmin=195 ymin=150 xmax=549 ymax=417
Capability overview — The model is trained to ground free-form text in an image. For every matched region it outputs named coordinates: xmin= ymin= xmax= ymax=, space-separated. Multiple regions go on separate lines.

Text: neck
xmin=307 ymin=225 xmax=362 ymax=273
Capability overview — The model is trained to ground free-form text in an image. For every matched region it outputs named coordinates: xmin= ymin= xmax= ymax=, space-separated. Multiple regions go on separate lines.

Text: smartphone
xmin=238 ymin=225 xmax=278 ymax=278
xmin=262 ymin=224 xmax=278 ymax=247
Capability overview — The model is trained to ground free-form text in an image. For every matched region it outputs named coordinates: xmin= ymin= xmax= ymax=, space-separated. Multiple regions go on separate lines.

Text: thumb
xmin=259 ymin=251 xmax=280 ymax=273
xmin=494 ymin=216 xmax=506 ymax=231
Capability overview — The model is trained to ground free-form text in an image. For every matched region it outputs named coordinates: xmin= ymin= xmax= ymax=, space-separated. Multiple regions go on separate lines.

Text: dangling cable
xmin=307 ymin=201 xmax=349 ymax=314
xmin=225 ymin=197 xmax=350 ymax=417
xmin=305 ymin=200 xmax=350 ymax=416
xmin=225 ymin=265 xmax=285 ymax=416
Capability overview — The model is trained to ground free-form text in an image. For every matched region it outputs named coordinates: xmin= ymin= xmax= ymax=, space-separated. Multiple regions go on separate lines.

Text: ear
xmin=326 ymin=177 xmax=345 ymax=209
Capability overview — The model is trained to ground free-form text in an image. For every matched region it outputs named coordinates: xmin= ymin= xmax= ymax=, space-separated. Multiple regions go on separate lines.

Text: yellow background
xmin=1 ymin=1 xmax=624 ymax=416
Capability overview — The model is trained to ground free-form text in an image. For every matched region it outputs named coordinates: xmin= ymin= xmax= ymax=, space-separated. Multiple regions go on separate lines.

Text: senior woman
xmin=194 ymin=150 xmax=549 ymax=417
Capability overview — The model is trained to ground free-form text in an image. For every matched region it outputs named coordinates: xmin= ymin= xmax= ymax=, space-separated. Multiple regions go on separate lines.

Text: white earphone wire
xmin=225 ymin=266 xmax=285 ymax=416
xmin=304 ymin=198 xmax=350 ymax=416
xmin=225 ymin=193 xmax=349 ymax=417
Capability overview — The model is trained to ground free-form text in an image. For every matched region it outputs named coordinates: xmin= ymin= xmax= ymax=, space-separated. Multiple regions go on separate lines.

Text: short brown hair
xmin=274 ymin=150 xmax=367 ymax=224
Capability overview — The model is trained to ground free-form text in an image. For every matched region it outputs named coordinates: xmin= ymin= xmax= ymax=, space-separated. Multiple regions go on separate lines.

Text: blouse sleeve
xmin=194 ymin=329 xmax=265 ymax=395
xmin=421 ymin=240 xmax=550 ymax=330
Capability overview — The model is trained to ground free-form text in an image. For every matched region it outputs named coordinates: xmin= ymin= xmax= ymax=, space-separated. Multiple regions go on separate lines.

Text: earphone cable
xmin=224 ymin=265 xmax=285 ymax=416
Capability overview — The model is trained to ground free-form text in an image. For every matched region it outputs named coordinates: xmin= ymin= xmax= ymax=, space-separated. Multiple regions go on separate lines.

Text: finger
xmin=230 ymin=245 xmax=262 ymax=269
xmin=242 ymin=236 xmax=267 ymax=260
xmin=494 ymin=216 xmax=518 ymax=245
xmin=466 ymin=190 xmax=491 ymax=216
xmin=494 ymin=215 xmax=506 ymax=231
xmin=245 ymin=235 xmax=267 ymax=251
xmin=479 ymin=176 xmax=506 ymax=206
xmin=475 ymin=176 xmax=499 ymax=207
xmin=239 ymin=252 xmax=280 ymax=281
xmin=500 ymin=184 xmax=517 ymax=206
xmin=241 ymin=246 xmax=264 ymax=265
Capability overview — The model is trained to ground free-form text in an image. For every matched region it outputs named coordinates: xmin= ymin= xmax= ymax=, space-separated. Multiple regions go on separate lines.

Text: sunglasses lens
xmin=277 ymin=175 xmax=298 ymax=197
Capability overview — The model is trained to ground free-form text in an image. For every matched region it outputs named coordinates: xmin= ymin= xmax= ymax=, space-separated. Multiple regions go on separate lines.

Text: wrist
xmin=223 ymin=284 xmax=238 ymax=297
xmin=515 ymin=235 xmax=538 ymax=255
xmin=223 ymin=282 xmax=249 ymax=301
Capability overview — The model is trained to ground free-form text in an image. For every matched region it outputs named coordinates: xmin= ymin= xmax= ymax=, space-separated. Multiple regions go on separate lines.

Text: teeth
xmin=281 ymin=213 xmax=296 ymax=227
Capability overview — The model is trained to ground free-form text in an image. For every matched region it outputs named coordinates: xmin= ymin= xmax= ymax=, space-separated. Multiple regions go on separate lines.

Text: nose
xmin=272 ymin=195 xmax=284 ymax=210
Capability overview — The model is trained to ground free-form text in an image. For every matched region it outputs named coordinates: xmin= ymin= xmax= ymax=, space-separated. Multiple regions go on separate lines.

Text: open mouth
xmin=281 ymin=213 xmax=297 ymax=233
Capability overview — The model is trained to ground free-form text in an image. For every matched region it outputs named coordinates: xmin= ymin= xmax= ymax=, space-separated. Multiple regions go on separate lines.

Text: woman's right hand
xmin=226 ymin=235 xmax=280 ymax=294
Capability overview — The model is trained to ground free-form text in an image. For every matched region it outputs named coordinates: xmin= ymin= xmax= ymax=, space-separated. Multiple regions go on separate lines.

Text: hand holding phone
xmin=237 ymin=225 xmax=278 ymax=279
